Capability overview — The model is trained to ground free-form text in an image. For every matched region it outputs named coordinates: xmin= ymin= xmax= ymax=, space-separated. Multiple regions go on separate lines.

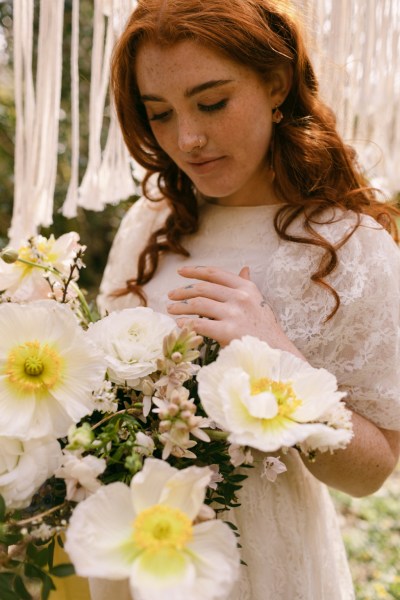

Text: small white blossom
xmin=55 ymin=451 xmax=106 ymax=502
xmin=0 ymin=436 xmax=62 ymax=509
xmin=92 ymin=380 xmax=118 ymax=413
xmin=30 ymin=523 xmax=58 ymax=540
xmin=261 ymin=456 xmax=287 ymax=482
xmin=228 ymin=444 xmax=254 ymax=467
xmin=133 ymin=432 xmax=155 ymax=457
xmin=208 ymin=464 xmax=224 ymax=490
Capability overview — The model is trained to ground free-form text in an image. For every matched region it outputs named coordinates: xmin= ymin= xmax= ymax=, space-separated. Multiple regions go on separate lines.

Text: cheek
xmin=149 ymin=124 xmax=175 ymax=154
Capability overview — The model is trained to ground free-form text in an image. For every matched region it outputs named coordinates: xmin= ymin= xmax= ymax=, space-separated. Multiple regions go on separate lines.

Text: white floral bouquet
xmin=0 ymin=233 xmax=353 ymax=600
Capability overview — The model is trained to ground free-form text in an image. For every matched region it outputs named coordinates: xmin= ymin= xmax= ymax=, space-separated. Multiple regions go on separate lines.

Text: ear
xmin=268 ymin=64 xmax=293 ymax=105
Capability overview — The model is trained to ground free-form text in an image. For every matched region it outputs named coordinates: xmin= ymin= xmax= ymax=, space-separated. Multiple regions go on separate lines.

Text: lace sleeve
xmin=97 ymin=197 xmax=170 ymax=315
xmin=269 ymin=213 xmax=400 ymax=431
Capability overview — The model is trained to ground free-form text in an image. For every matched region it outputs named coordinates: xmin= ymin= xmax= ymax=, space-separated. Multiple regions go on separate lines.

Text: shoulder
xmin=117 ymin=196 xmax=170 ymax=234
xmin=268 ymin=208 xmax=400 ymax=315
xmin=287 ymin=207 xmax=399 ymax=266
xmin=97 ymin=197 xmax=170 ymax=315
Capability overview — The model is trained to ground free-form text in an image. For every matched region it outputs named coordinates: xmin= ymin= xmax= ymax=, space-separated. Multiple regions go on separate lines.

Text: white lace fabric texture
xmin=94 ymin=198 xmax=400 ymax=600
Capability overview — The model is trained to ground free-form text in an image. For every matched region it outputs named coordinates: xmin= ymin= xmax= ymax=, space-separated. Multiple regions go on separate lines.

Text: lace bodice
xmin=94 ymin=197 xmax=400 ymax=600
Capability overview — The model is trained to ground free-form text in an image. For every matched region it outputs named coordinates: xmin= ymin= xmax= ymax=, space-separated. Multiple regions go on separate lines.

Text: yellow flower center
xmin=251 ymin=377 xmax=302 ymax=417
xmin=20 ymin=237 xmax=55 ymax=261
xmin=132 ymin=504 xmax=193 ymax=551
xmin=5 ymin=341 xmax=63 ymax=394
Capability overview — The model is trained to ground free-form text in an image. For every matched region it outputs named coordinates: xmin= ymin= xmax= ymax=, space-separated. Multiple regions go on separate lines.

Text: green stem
xmin=16 ymin=257 xmax=59 ymax=275
xmin=15 ymin=258 xmax=95 ymax=323
xmin=203 ymin=429 xmax=229 ymax=441
xmin=91 ymin=408 xmax=141 ymax=430
xmin=11 ymin=502 xmax=68 ymax=527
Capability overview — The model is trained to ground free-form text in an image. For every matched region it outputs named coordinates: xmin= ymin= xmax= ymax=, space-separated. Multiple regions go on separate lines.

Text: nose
xmin=177 ymin=117 xmax=205 ymax=153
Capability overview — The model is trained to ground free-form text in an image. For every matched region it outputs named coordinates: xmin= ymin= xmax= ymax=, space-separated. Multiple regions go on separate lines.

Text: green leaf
xmin=0 ymin=572 xmax=15 ymax=588
xmin=47 ymin=537 xmax=55 ymax=570
xmin=0 ymin=494 xmax=6 ymax=521
xmin=0 ymin=589 xmax=19 ymax=600
xmin=0 ymin=531 xmax=22 ymax=545
xmin=24 ymin=563 xmax=43 ymax=580
xmin=50 ymin=563 xmax=76 ymax=578
xmin=13 ymin=576 xmax=32 ymax=600
xmin=40 ymin=573 xmax=56 ymax=600
xmin=0 ymin=574 xmax=19 ymax=600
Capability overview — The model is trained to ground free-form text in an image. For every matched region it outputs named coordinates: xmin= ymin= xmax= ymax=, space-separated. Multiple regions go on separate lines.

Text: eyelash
xmin=199 ymin=99 xmax=227 ymax=112
xmin=148 ymin=99 xmax=228 ymax=122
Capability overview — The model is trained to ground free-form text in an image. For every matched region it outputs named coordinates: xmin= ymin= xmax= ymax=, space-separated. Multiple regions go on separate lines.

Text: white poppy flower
xmin=0 ymin=436 xmax=62 ymax=509
xmin=0 ymin=232 xmax=82 ymax=302
xmin=0 ymin=301 xmax=106 ymax=439
xmin=197 ymin=336 xmax=351 ymax=453
xmin=65 ymin=458 xmax=240 ymax=600
xmin=55 ymin=451 xmax=106 ymax=502
xmin=86 ymin=307 xmax=177 ymax=387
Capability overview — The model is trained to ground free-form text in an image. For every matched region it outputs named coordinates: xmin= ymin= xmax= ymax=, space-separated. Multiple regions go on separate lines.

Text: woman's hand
xmin=167 ymin=265 xmax=304 ymax=357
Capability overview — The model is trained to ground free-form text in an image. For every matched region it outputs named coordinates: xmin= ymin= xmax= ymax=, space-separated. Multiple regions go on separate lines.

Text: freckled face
xmin=136 ymin=40 xmax=280 ymax=206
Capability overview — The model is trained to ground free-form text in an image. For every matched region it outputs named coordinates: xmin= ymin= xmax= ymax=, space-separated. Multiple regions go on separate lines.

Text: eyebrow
xmin=140 ymin=79 xmax=233 ymax=102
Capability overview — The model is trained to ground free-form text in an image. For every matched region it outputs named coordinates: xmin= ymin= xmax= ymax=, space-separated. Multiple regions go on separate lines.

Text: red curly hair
xmin=110 ymin=0 xmax=398 ymax=317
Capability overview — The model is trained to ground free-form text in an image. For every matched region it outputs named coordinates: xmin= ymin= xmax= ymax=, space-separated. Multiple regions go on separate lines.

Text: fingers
xmin=167 ymin=296 xmax=226 ymax=320
xmin=239 ymin=266 xmax=251 ymax=280
xmin=168 ymin=281 xmax=232 ymax=303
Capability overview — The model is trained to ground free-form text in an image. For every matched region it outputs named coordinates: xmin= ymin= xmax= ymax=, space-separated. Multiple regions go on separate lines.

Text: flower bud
xmin=67 ymin=423 xmax=94 ymax=450
xmin=167 ymin=403 xmax=180 ymax=417
xmin=159 ymin=420 xmax=172 ymax=432
xmin=141 ymin=379 xmax=154 ymax=396
xmin=0 ymin=247 xmax=19 ymax=264
xmin=181 ymin=410 xmax=193 ymax=421
xmin=171 ymin=351 xmax=183 ymax=363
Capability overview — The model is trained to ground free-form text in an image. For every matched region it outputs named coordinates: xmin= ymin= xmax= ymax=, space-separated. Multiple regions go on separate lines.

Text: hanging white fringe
xmin=75 ymin=0 xmax=138 ymax=212
xmin=9 ymin=0 xmax=64 ymax=246
xmin=297 ymin=0 xmax=400 ymax=196
xmin=62 ymin=0 xmax=81 ymax=218
xmin=9 ymin=0 xmax=400 ymax=243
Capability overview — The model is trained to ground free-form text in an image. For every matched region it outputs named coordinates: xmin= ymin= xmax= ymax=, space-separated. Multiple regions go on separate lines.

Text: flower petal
xmin=130 ymin=459 xmax=181 ymax=513
xmin=130 ymin=548 xmax=195 ymax=600
xmin=65 ymin=482 xmax=137 ymax=578
xmin=186 ymin=520 xmax=240 ymax=600
xmin=131 ymin=459 xmax=211 ymax=521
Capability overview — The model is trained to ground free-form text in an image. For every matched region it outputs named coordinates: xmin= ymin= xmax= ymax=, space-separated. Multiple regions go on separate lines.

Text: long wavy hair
xmin=110 ymin=0 xmax=398 ymax=317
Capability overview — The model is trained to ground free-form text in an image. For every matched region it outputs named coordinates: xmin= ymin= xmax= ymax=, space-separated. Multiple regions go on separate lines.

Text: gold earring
xmin=272 ymin=106 xmax=283 ymax=124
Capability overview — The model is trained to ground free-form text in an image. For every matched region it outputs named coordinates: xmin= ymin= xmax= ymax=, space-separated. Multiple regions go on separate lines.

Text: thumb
xmin=239 ymin=266 xmax=251 ymax=280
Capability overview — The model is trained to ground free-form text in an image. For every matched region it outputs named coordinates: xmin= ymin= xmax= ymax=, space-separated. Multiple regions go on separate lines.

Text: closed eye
xmin=148 ymin=110 xmax=171 ymax=122
xmin=199 ymin=99 xmax=227 ymax=112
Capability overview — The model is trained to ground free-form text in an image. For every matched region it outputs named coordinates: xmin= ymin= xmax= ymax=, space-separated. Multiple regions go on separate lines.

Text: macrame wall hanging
xmin=8 ymin=0 xmax=400 ymax=246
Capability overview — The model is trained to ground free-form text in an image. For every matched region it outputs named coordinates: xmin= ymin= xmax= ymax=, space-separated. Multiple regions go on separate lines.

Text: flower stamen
xmin=5 ymin=341 xmax=63 ymax=393
xmin=251 ymin=377 xmax=302 ymax=417
xmin=132 ymin=504 xmax=193 ymax=551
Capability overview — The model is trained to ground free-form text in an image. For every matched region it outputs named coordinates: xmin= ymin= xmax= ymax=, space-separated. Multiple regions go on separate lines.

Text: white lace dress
xmin=92 ymin=198 xmax=400 ymax=600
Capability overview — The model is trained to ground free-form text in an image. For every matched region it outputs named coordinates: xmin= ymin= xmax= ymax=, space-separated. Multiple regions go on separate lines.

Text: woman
xmin=95 ymin=0 xmax=400 ymax=598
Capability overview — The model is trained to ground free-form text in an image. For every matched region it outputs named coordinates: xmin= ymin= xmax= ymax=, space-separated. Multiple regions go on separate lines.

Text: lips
xmin=186 ymin=156 xmax=226 ymax=174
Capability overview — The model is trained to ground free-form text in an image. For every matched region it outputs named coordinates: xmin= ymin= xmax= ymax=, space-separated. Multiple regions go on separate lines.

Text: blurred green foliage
xmin=331 ymin=466 xmax=400 ymax=600
xmin=0 ymin=0 xmax=136 ymax=299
